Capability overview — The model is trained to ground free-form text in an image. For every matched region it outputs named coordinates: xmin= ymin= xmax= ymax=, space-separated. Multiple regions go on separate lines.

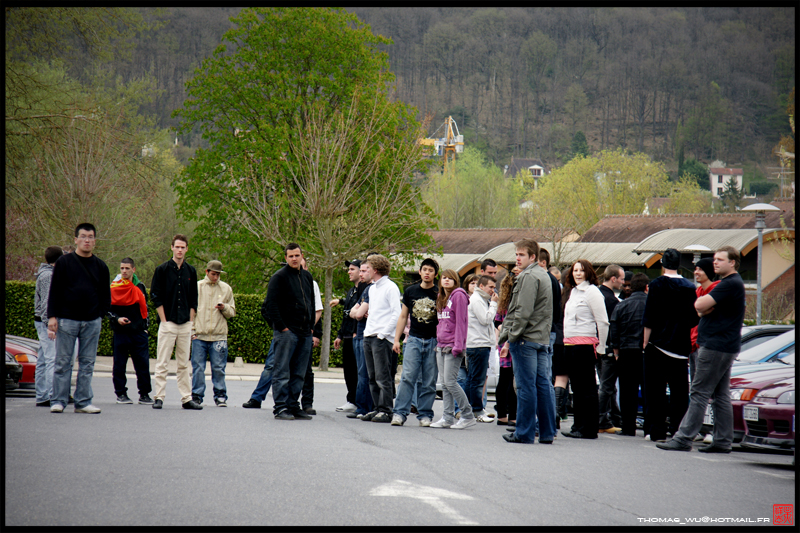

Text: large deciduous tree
xmin=173 ymin=7 xmax=436 ymax=368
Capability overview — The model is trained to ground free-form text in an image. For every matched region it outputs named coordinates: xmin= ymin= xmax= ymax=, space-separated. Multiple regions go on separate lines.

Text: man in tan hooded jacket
xmin=191 ymin=260 xmax=236 ymax=406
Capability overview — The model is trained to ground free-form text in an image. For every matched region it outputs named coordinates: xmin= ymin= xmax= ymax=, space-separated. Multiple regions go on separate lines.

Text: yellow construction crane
xmin=418 ymin=116 xmax=464 ymax=170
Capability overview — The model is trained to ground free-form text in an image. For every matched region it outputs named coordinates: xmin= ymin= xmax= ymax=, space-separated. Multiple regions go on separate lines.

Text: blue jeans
xmin=250 ymin=339 xmax=276 ymax=402
xmin=191 ymin=339 xmax=228 ymax=401
xmin=393 ymin=336 xmax=437 ymax=420
xmin=509 ymin=339 xmax=556 ymax=443
xmin=52 ymin=317 xmax=102 ymax=409
xmin=34 ymin=320 xmax=57 ymax=403
xmin=466 ymin=347 xmax=490 ymax=413
xmin=271 ymin=329 xmax=312 ymax=415
xmin=353 ymin=336 xmax=373 ymax=415
xmin=535 ymin=332 xmax=558 ymax=434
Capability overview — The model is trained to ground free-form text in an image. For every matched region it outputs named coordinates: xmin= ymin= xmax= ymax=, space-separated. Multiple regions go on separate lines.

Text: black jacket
xmin=642 ymin=275 xmax=699 ymax=356
xmin=336 ymin=283 xmax=364 ymax=339
xmin=598 ymin=284 xmax=620 ymax=347
xmin=608 ymin=291 xmax=647 ymax=351
xmin=47 ymin=252 xmax=111 ymax=321
xmin=548 ymin=272 xmax=564 ymax=343
xmin=150 ymin=259 xmax=198 ymax=325
xmin=261 ymin=265 xmax=315 ymax=335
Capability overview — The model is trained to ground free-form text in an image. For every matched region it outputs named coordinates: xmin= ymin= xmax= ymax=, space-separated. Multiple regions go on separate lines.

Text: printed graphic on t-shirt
xmin=412 ymin=297 xmax=436 ymax=324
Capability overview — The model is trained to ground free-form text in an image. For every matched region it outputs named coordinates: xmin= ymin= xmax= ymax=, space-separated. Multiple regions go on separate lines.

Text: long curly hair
xmin=497 ymin=268 xmax=518 ymax=314
xmin=561 ymin=259 xmax=598 ymax=312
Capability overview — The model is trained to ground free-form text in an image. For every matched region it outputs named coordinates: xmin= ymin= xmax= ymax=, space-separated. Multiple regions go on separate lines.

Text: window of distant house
xmin=717 ymin=188 xmax=723 ymax=196
xmin=718 ymin=176 xmax=723 ymax=183
xmin=530 ymin=168 xmax=542 ymax=177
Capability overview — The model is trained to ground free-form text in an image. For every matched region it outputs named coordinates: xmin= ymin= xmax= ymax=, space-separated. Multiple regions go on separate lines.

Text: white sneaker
xmin=476 ymin=414 xmax=494 ymax=423
xmin=391 ymin=414 xmax=405 ymax=426
xmin=430 ymin=418 xmax=452 ymax=428
xmin=451 ymin=417 xmax=477 ymax=430
xmin=75 ymin=404 xmax=101 ymax=414
xmin=703 ymin=434 xmax=714 ymax=444
xmin=50 ymin=404 xmax=64 ymax=413
xmin=419 ymin=417 xmax=432 ymax=427
xmin=336 ymin=402 xmax=357 ymax=412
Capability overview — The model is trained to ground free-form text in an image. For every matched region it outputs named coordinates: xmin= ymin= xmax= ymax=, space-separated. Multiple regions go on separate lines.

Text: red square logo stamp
xmin=773 ymin=504 xmax=794 ymax=526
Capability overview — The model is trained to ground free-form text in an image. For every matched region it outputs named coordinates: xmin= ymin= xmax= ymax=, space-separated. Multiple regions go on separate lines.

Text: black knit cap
xmin=661 ymin=248 xmax=681 ymax=270
xmin=695 ymin=258 xmax=715 ymax=281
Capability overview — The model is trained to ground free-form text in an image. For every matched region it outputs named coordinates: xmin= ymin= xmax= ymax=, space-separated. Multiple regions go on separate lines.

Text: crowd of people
xmin=34 ymin=224 xmax=747 ymax=451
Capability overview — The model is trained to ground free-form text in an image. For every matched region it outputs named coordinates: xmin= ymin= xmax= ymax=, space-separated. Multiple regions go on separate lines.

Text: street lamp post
xmin=742 ymin=203 xmax=781 ymax=325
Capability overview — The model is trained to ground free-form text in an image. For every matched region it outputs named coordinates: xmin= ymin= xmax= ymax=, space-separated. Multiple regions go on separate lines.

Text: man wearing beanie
xmin=688 ymin=258 xmax=719 ymax=380
xmin=641 ymin=248 xmax=698 ymax=442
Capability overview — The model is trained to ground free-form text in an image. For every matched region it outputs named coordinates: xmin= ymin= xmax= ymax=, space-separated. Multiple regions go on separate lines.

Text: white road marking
xmin=370 ymin=480 xmax=478 ymax=525
xmin=754 ymin=470 xmax=794 ymax=480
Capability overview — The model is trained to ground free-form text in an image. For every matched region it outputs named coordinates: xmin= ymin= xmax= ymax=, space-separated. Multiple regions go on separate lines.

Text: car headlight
xmin=776 ymin=391 xmax=795 ymax=404
xmin=730 ymin=388 xmax=757 ymax=401
xmin=13 ymin=353 xmax=37 ymax=364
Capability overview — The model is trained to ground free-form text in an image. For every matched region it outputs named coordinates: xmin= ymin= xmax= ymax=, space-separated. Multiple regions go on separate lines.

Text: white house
xmin=709 ymin=166 xmax=743 ymax=198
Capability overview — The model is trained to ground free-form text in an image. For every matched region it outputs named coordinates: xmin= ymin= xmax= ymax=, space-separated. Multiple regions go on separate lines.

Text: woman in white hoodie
xmin=466 ymin=275 xmax=498 ymax=422
xmin=560 ymin=259 xmax=608 ymax=440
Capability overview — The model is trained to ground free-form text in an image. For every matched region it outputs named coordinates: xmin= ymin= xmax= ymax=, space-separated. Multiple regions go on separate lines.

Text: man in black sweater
xmin=108 ymin=257 xmax=153 ymax=405
xmin=597 ymin=264 xmax=624 ymax=433
xmin=47 ymin=223 xmax=111 ymax=414
xmin=641 ymin=249 xmax=698 ymax=441
xmin=261 ymin=242 xmax=316 ymax=420
xmin=150 ymin=234 xmax=200 ymax=410
xmin=331 ymin=259 xmax=364 ymax=412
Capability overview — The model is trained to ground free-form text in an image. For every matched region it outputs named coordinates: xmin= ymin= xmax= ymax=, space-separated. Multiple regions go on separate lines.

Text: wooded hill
xmin=101 ymin=7 xmax=793 ymax=167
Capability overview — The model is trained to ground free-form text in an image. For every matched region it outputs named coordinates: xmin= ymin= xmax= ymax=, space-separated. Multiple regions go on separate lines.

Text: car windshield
xmin=736 ymin=330 xmax=796 ymax=363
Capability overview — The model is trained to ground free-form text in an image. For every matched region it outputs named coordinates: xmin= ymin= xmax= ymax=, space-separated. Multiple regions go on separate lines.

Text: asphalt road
xmin=5 ymin=378 xmax=795 ymax=527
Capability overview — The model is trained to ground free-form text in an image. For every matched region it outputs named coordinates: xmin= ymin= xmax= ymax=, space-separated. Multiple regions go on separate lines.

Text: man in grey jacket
xmin=33 ymin=246 xmax=64 ymax=406
xmin=498 ymin=238 xmax=554 ymax=444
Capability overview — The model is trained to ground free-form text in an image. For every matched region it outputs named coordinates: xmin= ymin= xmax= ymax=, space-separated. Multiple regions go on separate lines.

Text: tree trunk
xmin=319 ymin=266 xmax=334 ymax=371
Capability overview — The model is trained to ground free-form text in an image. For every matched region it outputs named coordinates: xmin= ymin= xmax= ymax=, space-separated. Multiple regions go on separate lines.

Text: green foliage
xmin=665 ymin=176 xmax=713 ymax=213
xmin=569 ymin=131 xmax=590 ymax=161
xmin=422 ymin=147 xmax=524 ymax=228
xmin=718 ymin=177 xmax=744 ymax=212
xmin=678 ymin=158 xmax=710 ymax=190
xmin=749 ymin=181 xmax=778 ymax=196
xmin=5 ymin=281 xmax=346 ymax=367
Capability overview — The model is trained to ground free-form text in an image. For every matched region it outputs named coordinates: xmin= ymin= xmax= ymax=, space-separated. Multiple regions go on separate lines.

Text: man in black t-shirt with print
xmin=657 ymin=246 xmax=746 ymax=453
xmin=390 ymin=258 xmax=440 ymax=427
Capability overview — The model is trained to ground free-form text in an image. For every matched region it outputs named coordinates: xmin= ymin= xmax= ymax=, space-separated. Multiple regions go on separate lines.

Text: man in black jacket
xmin=597 ymin=264 xmax=624 ymax=433
xmin=109 ymin=258 xmax=153 ymax=405
xmin=538 ymin=249 xmax=564 ymax=429
xmin=262 ymin=243 xmax=316 ymax=420
xmin=150 ymin=234 xmax=200 ymax=410
xmin=331 ymin=259 xmax=363 ymax=412
xmin=608 ymin=273 xmax=649 ymax=436
xmin=47 ymin=223 xmax=111 ymax=414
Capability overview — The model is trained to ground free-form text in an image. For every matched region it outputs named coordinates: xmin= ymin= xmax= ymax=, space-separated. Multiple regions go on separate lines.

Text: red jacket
xmin=690 ymin=281 xmax=720 ymax=352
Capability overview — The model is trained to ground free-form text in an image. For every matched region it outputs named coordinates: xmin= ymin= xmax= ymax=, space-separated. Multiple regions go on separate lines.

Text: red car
xmin=701 ymin=366 xmax=795 ymax=443
xmin=741 ymin=375 xmax=795 ymax=452
xmin=4 ymin=335 xmax=39 ymax=390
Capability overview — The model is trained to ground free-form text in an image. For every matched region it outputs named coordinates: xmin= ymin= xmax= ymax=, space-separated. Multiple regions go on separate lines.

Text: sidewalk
xmin=92 ymin=355 xmax=348 ymax=383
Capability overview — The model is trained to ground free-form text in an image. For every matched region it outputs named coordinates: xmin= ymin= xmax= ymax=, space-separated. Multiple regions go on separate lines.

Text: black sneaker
xmin=303 ymin=407 xmax=316 ymax=415
xmin=153 ymin=399 xmax=163 ymax=409
xmin=372 ymin=412 xmax=391 ymax=423
xmin=192 ymin=394 xmax=203 ymax=405
xmin=215 ymin=398 xmax=227 ymax=407
xmin=242 ymin=399 xmax=262 ymax=409
xmin=361 ymin=411 xmax=378 ymax=422
xmin=182 ymin=400 xmax=203 ymax=410
xmin=293 ymin=410 xmax=313 ymax=420
xmin=138 ymin=394 xmax=154 ymax=405
xmin=275 ymin=410 xmax=295 ymax=420
xmin=36 ymin=400 xmax=51 ymax=407
xmin=116 ymin=394 xmax=133 ymax=404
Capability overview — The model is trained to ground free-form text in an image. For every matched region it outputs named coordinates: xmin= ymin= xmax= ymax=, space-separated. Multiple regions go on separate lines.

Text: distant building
xmin=504 ymin=157 xmax=549 ymax=182
xmin=709 ymin=166 xmax=743 ymax=198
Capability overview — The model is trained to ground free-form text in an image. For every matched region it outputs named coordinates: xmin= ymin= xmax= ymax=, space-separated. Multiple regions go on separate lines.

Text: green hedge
xmin=5 ymin=281 xmax=344 ymax=367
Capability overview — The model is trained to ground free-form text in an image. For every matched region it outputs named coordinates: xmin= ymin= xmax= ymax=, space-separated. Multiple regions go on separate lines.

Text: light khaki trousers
xmin=154 ymin=321 xmax=193 ymax=403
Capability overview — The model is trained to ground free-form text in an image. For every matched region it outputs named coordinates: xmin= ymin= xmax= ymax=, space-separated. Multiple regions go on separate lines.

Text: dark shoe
xmin=116 ymin=394 xmax=133 ymax=404
xmin=496 ymin=418 xmax=510 ymax=426
xmin=506 ymin=427 xmax=516 ymax=432
xmin=656 ymin=438 xmax=692 ymax=452
xmin=410 ymin=405 xmax=419 ymax=414
xmin=372 ymin=412 xmax=391 ymax=423
xmin=242 ymin=399 xmax=262 ymax=409
xmin=615 ymin=430 xmax=636 ymax=436
xmin=361 ymin=411 xmax=378 ymax=422
xmin=192 ymin=394 xmax=203 ymax=405
xmin=697 ymin=444 xmax=732 ymax=454
xmin=182 ymin=400 xmax=203 ymax=410
xmin=303 ymin=407 xmax=316 ymax=415
xmin=138 ymin=394 xmax=154 ymax=405
xmin=215 ymin=398 xmax=227 ymax=407
xmin=68 ymin=395 xmax=74 ymax=404
xmin=346 ymin=411 xmax=361 ymax=419
xmin=539 ymin=439 xmax=553 ymax=444
xmin=36 ymin=400 xmax=51 ymax=407
xmin=562 ymin=430 xmax=584 ymax=439
xmin=293 ymin=410 xmax=312 ymax=420
xmin=275 ymin=410 xmax=295 ymax=420
xmin=153 ymin=399 xmax=163 ymax=409
xmin=503 ymin=433 xmax=528 ymax=444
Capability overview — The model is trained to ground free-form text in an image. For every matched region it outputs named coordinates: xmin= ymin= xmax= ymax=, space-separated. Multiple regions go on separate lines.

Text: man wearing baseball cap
xmin=191 ymin=260 xmax=236 ymax=407
xmin=330 ymin=259 xmax=365 ymax=412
